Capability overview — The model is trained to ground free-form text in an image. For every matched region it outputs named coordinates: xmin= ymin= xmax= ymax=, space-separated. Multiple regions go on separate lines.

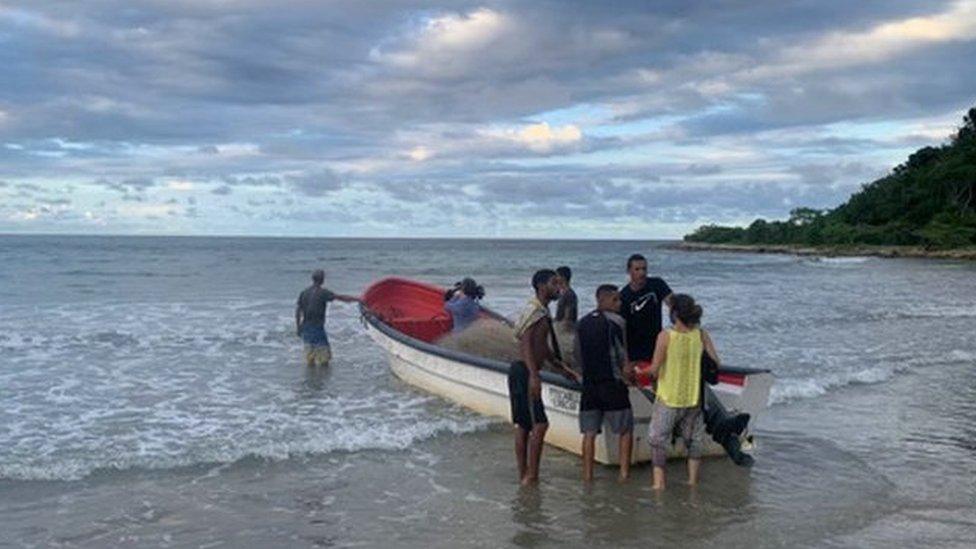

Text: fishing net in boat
xmin=436 ymin=318 xmax=521 ymax=363
xmin=436 ymin=318 xmax=578 ymax=369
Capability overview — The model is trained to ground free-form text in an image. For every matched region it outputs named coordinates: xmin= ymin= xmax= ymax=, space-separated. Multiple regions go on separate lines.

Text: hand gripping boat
xmin=361 ymin=277 xmax=774 ymax=464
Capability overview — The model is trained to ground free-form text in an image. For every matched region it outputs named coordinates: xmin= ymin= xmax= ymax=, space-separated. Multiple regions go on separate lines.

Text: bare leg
xmin=523 ymin=423 xmax=548 ymax=485
xmin=618 ymin=432 xmax=632 ymax=481
xmin=581 ymin=433 xmax=596 ymax=482
xmin=652 ymin=466 xmax=666 ymax=490
xmin=514 ymin=427 xmax=529 ymax=481
xmin=687 ymin=458 xmax=701 ymax=485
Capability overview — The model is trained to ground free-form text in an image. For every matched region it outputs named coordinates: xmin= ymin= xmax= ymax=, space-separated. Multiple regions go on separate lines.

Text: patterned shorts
xmin=304 ymin=344 xmax=332 ymax=366
xmin=648 ymin=401 xmax=705 ymax=466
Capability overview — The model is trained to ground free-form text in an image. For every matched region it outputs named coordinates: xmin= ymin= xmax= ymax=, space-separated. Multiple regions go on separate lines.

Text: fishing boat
xmin=361 ymin=276 xmax=774 ymax=464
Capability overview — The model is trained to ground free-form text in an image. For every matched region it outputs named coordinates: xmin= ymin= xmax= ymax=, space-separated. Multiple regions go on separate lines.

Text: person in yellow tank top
xmin=636 ymin=294 xmax=721 ymax=490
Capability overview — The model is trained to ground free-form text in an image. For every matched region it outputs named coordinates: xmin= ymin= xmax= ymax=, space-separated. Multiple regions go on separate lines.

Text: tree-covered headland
xmin=685 ymin=106 xmax=976 ymax=249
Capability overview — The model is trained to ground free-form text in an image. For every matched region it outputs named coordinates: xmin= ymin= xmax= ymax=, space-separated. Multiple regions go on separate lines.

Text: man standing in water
xmin=576 ymin=284 xmax=634 ymax=482
xmin=554 ymin=266 xmax=578 ymax=331
xmin=296 ymin=269 xmax=360 ymax=367
xmin=509 ymin=269 xmax=578 ymax=486
xmin=621 ymin=254 xmax=753 ymax=466
xmin=620 ymin=254 xmax=673 ymax=369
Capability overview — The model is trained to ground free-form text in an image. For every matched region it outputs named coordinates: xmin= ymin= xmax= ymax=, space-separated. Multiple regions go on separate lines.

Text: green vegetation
xmin=685 ymin=106 xmax=976 ymax=249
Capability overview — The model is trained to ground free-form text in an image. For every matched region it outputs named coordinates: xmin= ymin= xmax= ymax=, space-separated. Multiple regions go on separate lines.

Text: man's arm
xmin=329 ymin=290 xmax=361 ymax=303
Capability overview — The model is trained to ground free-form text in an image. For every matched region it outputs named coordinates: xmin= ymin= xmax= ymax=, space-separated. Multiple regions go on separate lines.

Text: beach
xmin=2 ymin=235 xmax=975 ymax=547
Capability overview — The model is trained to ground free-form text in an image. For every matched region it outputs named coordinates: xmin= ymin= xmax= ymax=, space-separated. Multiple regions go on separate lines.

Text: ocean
xmin=1 ymin=235 xmax=974 ymax=547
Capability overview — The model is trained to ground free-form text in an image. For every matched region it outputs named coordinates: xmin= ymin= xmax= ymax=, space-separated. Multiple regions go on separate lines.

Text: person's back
xmin=576 ymin=312 xmax=620 ymax=386
xmin=656 ymin=328 xmax=703 ymax=408
xmin=295 ymin=269 xmax=360 ymax=367
xmin=445 ymin=294 xmax=480 ymax=332
xmin=639 ymin=293 xmax=706 ymax=490
xmin=575 ymin=285 xmax=634 ymax=481
xmin=298 ymin=285 xmax=334 ymax=330
xmin=444 ymin=277 xmax=483 ymax=333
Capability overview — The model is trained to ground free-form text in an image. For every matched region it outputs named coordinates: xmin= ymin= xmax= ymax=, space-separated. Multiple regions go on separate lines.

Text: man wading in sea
xmin=295 ymin=269 xmax=360 ymax=367
xmin=509 ymin=269 xmax=580 ymax=486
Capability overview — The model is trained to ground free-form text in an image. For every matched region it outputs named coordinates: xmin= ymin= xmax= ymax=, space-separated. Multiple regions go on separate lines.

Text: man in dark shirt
xmin=619 ymin=254 xmax=673 ymax=367
xmin=554 ymin=266 xmax=578 ymax=330
xmin=295 ymin=269 xmax=359 ymax=367
xmin=575 ymin=284 xmax=634 ymax=481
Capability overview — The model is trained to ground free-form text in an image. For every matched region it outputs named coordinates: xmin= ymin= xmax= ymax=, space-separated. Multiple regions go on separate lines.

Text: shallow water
xmin=1 ymin=235 xmax=974 ymax=547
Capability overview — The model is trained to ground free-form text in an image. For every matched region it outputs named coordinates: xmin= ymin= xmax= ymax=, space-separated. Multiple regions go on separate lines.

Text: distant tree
xmin=682 ymin=103 xmax=976 ymax=249
xmin=788 ymin=207 xmax=825 ymax=226
xmin=954 ymin=107 xmax=976 ymax=144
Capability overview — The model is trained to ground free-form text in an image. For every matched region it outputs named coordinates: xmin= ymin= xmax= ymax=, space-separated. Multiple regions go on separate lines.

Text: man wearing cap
xmin=296 ymin=269 xmax=359 ymax=367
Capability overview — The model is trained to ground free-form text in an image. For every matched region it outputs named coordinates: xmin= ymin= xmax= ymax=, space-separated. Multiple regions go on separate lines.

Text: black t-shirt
xmin=576 ymin=310 xmax=625 ymax=386
xmin=619 ymin=277 xmax=672 ymax=361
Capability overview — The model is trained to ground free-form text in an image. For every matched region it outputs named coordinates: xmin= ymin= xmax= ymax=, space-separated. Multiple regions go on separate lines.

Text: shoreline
xmin=670 ymin=241 xmax=976 ymax=261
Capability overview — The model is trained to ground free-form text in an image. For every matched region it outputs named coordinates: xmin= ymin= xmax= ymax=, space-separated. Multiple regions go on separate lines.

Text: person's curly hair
xmin=669 ymin=293 xmax=703 ymax=327
xmin=444 ymin=277 xmax=485 ymax=301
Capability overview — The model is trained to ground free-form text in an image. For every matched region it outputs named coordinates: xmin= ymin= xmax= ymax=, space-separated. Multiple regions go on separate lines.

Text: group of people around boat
xmin=295 ymin=256 xmax=750 ymax=490
xmin=504 ymin=254 xmax=749 ymax=489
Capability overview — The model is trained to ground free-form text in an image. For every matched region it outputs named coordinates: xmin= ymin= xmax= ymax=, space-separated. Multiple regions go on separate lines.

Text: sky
xmin=1 ymin=0 xmax=974 ymax=238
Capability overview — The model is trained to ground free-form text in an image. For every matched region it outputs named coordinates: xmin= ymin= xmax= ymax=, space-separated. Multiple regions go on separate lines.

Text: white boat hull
xmin=365 ymin=317 xmax=774 ymax=465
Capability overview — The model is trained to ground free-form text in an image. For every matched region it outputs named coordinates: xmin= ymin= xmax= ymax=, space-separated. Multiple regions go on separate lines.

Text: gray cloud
xmin=1 ymin=1 xmax=973 ymax=236
xmin=286 ymin=170 xmax=344 ymax=197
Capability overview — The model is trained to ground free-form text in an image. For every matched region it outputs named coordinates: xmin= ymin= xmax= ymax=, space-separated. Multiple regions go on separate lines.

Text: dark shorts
xmin=579 ymin=381 xmax=633 ymax=434
xmin=508 ymin=361 xmax=548 ymax=430
xmin=301 ymin=323 xmax=330 ymax=347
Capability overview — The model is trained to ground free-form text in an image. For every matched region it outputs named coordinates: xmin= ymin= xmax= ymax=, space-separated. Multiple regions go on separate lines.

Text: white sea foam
xmin=810 ymin=256 xmax=872 ymax=265
xmin=769 ymin=366 xmax=897 ymax=405
xmin=0 ymin=298 xmax=494 ymax=482
xmin=0 ymin=414 xmax=494 ymax=482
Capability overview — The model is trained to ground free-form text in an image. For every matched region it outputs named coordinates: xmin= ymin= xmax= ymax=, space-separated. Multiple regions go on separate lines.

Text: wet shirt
xmin=575 ymin=310 xmax=627 ymax=386
xmin=619 ymin=277 xmax=672 ymax=361
xmin=554 ymin=287 xmax=578 ymax=326
xmin=297 ymin=285 xmax=336 ymax=328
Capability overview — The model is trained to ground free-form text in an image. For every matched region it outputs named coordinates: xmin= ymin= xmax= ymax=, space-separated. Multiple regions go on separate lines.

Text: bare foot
xmin=618 ymin=473 xmax=629 ymax=482
xmin=652 ymin=482 xmax=665 ymax=491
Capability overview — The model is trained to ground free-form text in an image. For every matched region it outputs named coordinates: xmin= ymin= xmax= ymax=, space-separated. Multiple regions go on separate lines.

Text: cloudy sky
xmin=1 ymin=1 xmax=974 ymax=238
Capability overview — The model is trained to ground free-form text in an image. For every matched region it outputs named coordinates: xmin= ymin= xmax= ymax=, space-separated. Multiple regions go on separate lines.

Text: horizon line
xmin=0 ymin=231 xmax=684 ymax=242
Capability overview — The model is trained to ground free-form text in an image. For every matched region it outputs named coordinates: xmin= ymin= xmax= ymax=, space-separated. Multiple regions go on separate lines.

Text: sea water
xmin=1 ymin=235 xmax=974 ymax=547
